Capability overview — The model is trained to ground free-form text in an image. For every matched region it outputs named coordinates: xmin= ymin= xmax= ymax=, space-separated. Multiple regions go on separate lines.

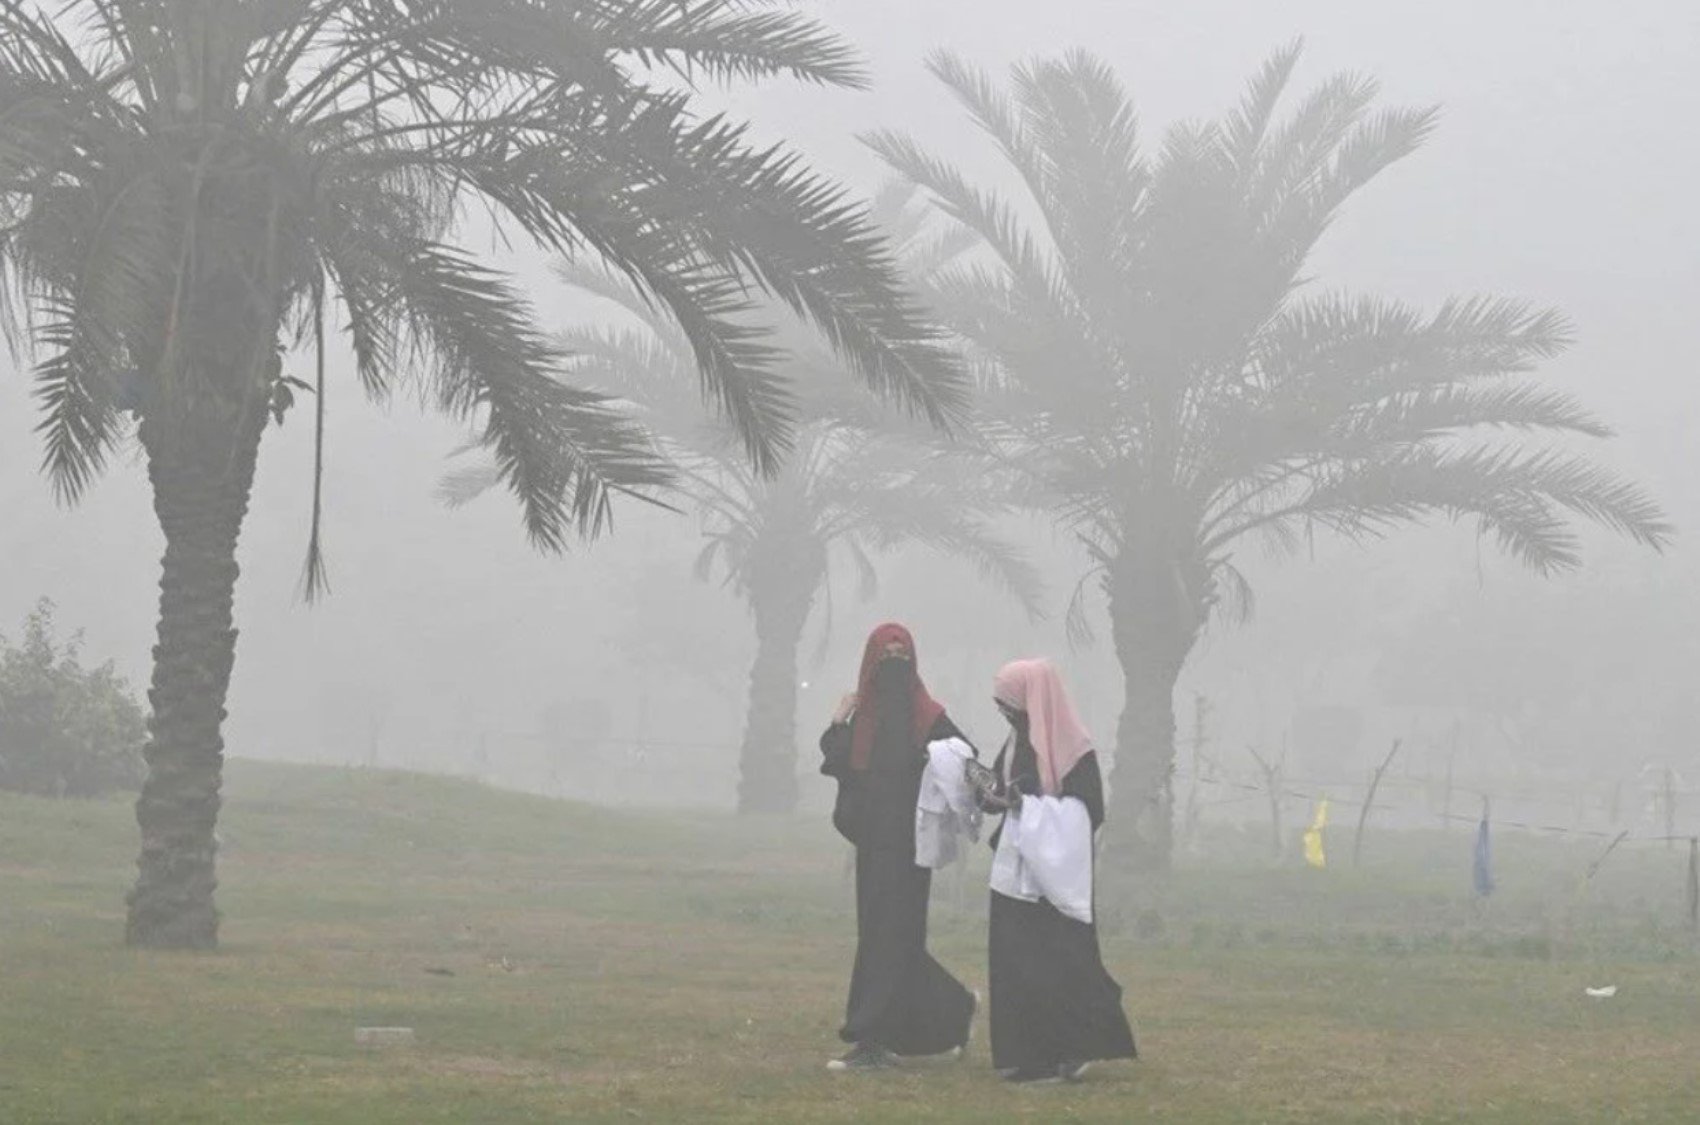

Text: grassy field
xmin=3 ymin=762 xmax=1698 ymax=1124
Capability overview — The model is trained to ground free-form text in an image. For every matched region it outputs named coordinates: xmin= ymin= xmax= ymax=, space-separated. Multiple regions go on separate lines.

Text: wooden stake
xmin=1353 ymin=739 xmax=1403 ymax=868
xmin=1688 ymin=837 xmax=1699 ymax=934
xmin=1181 ymin=695 xmax=1209 ymax=853
xmin=1442 ymin=752 xmax=1456 ymax=831
xmin=1250 ymin=746 xmax=1285 ymax=861
xmin=1582 ymin=830 xmax=1630 ymax=889
xmin=1664 ymin=767 xmax=1678 ymax=850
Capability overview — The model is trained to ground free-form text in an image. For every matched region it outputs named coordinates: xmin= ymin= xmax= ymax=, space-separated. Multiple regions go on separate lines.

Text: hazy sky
xmin=1 ymin=0 xmax=1695 ymax=804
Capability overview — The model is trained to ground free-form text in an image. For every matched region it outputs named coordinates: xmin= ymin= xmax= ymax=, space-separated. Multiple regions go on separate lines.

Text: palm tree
xmin=0 ymin=0 xmax=966 ymax=948
xmin=871 ymin=44 xmax=1672 ymax=870
xmin=449 ymin=252 xmax=1040 ymax=814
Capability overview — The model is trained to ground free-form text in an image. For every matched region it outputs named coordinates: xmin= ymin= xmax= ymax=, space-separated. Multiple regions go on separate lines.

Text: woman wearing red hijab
xmin=818 ymin=623 xmax=977 ymax=1072
xmin=980 ymin=658 xmax=1136 ymax=1084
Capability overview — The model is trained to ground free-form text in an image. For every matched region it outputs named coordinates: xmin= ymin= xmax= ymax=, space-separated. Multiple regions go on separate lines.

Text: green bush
xmin=0 ymin=600 xmax=145 ymax=797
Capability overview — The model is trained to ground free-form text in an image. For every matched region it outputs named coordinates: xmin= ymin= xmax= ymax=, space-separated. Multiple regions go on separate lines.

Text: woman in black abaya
xmin=818 ymin=622 xmax=977 ymax=1072
xmin=980 ymin=658 xmax=1136 ymax=1084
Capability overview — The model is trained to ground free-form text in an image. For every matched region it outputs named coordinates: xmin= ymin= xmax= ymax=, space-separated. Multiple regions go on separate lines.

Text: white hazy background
xmin=2 ymin=0 xmax=1695 ymax=816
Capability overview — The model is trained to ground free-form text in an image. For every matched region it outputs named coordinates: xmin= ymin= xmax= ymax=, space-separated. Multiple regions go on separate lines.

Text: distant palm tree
xmin=872 ymin=44 xmax=1672 ymax=869
xmin=0 ymin=0 xmax=966 ymax=948
xmin=449 ymin=247 xmax=1040 ymax=813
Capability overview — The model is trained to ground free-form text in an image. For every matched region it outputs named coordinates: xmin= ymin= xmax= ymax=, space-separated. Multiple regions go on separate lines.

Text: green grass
xmin=3 ymin=762 xmax=1698 ymax=1123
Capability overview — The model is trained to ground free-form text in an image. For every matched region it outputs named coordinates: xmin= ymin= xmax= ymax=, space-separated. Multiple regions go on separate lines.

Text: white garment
xmin=988 ymin=795 xmax=1095 ymax=924
xmin=914 ymin=738 xmax=982 ymax=868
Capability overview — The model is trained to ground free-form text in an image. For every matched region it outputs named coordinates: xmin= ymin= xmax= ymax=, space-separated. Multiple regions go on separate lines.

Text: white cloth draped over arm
xmin=914 ymin=738 xmax=981 ymax=869
xmin=988 ymin=794 xmax=1095 ymax=924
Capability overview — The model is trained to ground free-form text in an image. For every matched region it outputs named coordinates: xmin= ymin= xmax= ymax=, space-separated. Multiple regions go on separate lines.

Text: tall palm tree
xmin=871 ymin=44 xmax=1672 ymax=870
xmin=449 ymin=254 xmax=1041 ymax=814
xmin=0 ymin=0 xmax=966 ymax=948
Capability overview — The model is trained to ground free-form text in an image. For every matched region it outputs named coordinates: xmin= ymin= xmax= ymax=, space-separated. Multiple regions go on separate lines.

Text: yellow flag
xmin=1302 ymin=798 xmax=1329 ymax=869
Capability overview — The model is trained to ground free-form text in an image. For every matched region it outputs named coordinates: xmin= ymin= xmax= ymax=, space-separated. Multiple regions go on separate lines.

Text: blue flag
xmin=1473 ymin=816 xmax=1495 ymax=897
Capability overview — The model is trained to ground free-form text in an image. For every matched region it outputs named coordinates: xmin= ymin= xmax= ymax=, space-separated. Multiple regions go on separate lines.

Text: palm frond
xmin=17 ymin=165 xmax=174 ymax=501
xmin=865 ymin=128 xmax=1051 ymax=297
xmin=1063 ymin=566 xmax=1101 ymax=651
xmin=1009 ymin=50 xmax=1151 ymax=383
xmin=29 ymin=293 xmax=126 ymax=503
xmin=1331 ymin=382 xmax=1611 ymax=444
xmin=637 ymin=112 xmax=970 ymax=434
xmin=457 ymin=91 xmax=968 ymax=462
xmin=389 ymin=241 xmax=673 ymax=548
xmin=553 ymin=259 xmax=692 ymax=354
xmin=436 ymin=460 xmax=505 ymax=508
xmin=692 ymin=532 xmax=738 ymax=587
xmin=459 ymin=104 xmax=798 ymax=469
xmin=1209 ymin=557 xmax=1257 ymax=626
xmin=1246 ymin=69 xmax=1379 ymax=224
xmin=866 ymin=177 xmax=925 ymax=249
xmin=1194 ymin=292 xmax=1582 ymax=507
xmin=1221 ymin=39 xmax=1303 ymax=179
xmin=594 ymin=1 xmax=865 ymax=88
xmin=1214 ymin=444 xmax=1672 ymax=573
xmin=299 ymin=276 xmax=330 ymax=602
xmin=1012 ymin=49 xmax=1147 ymax=265
xmin=806 ymin=570 xmax=836 ymax=670
xmin=924 ymin=50 xmax=1050 ymax=206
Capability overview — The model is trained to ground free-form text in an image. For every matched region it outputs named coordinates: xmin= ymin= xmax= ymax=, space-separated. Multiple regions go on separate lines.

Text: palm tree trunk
xmin=1104 ymin=552 xmax=1207 ymax=873
xmin=736 ymin=567 xmax=819 ymax=815
xmin=1109 ymin=639 xmax=1187 ymax=871
xmin=124 ymin=392 xmax=269 ymax=949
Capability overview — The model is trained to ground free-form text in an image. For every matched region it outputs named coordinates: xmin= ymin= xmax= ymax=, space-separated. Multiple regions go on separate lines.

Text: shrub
xmin=0 ymin=600 xmax=145 ymax=797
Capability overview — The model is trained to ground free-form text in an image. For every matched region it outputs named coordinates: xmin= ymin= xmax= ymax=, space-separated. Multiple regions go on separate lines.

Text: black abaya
xmin=820 ymin=713 xmax=976 ymax=1055
xmin=987 ymin=743 xmax=1136 ymax=1071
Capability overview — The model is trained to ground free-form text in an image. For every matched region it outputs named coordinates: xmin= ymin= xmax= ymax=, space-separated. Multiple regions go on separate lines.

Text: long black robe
xmin=820 ymin=713 xmax=976 ymax=1055
xmin=987 ymin=736 xmax=1137 ymax=1071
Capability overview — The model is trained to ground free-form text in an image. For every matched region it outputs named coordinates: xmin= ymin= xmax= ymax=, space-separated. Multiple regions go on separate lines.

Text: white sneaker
xmin=826 ymin=1044 xmax=896 ymax=1072
xmin=943 ymin=989 xmax=980 ymax=1060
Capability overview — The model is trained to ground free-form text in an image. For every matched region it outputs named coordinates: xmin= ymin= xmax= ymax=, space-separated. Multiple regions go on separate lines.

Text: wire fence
xmin=366 ymin=723 xmax=1697 ymax=854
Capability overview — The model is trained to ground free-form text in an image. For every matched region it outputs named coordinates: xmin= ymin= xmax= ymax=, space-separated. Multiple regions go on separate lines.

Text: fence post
xmin=1180 ymin=695 xmax=1210 ymax=854
xmin=1353 ymin=739 xmax=1402 ymax=868
xmin=1250 ymin=747 xmax=1285 ymax=862
xmin=1665 ymin=767 xmax=1678 ymax=850
xmin=1442 ymin=754 xmax=1455 ymax=831
xmin=1687 ymin=837 xmax=1698 ymax=934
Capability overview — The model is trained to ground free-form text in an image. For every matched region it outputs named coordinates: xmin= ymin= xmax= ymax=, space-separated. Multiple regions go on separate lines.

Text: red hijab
xmin=849 ymin=623 xmax=946 ymax=771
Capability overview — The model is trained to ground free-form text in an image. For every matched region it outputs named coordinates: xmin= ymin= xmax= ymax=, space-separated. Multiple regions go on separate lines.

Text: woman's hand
xmin=831 ymin=692 xmax=858 ymax=724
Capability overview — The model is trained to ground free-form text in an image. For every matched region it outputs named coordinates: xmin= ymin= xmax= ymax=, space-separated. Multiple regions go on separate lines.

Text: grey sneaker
xmin=826 ymin=1043 xmax=897 ymax=1073
xmin=1005 ymin=1065 xmax=1063 ymax=1085
xmin=1059 ymin=1059 xmax=1092 ymax=1082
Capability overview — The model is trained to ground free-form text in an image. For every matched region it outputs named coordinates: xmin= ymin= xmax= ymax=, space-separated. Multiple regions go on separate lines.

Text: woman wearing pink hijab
xmin=980 ymin=658 xmax=1136 ymax=1084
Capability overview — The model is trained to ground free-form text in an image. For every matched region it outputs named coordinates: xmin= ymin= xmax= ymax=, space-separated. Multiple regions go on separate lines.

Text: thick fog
xmin=2 ymin=0 xmax=1696 ymax=818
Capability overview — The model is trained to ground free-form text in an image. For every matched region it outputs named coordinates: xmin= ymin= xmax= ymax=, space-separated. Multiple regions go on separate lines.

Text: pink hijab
xmin=992 ymin=659 xmax=1093 ymax=796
